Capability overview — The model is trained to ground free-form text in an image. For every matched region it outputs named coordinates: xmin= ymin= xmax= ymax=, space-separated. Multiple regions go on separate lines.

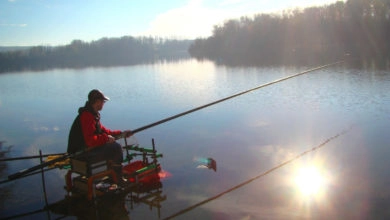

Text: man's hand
xmin=123 ymin=130 xmax=133 ymax=138
xmin=107 ymin=135 xmax=116 ymax=143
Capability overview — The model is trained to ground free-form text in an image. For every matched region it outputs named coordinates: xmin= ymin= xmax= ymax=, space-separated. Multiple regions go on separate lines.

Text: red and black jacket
xmin=67 ymin=102 xmax=121 ymax=154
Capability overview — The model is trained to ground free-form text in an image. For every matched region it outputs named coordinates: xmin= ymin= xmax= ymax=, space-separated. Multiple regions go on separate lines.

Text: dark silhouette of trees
xmin=189 ymin=0 xmax=390 ymax=67
xmin=0 ymin=37 xmax=192 ymax=73
xmin=2 ymin=0 xmax=390 ymax=72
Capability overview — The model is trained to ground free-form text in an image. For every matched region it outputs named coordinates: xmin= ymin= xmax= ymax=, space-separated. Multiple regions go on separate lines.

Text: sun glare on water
xmin=294 ymin=166 xmax=327 ymax=197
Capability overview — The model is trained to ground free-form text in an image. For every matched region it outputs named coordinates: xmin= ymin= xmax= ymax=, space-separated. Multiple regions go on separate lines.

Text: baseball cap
xmin=88 ymin=89 xmax=109 ymax=102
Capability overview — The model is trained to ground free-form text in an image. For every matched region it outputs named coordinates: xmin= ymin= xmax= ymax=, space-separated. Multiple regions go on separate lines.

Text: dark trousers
xmin=86 ymin=142 xmax=123 ymax=164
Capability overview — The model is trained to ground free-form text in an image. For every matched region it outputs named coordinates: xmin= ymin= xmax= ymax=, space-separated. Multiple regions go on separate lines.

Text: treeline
xmin=189 ymin=0 xmax=390 ymax=67
xmin=0 ymin=37 xmax=192 ymax=73
xmin=2 ymin=0 xmax=389 ymax=72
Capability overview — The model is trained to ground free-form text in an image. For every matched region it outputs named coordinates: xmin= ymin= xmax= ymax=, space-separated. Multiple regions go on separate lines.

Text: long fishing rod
xmin=131 ymin=60 xmax=344 ymax=134
xmin=5 ymin=60 xmax=344 ymax=181
xmin=163 ymin=126 xmax=353 ymax=220
xmin=0 ymin=153 xmax=66 ymax=162
xmin=0 ymin=167 xmax=57 ymax=185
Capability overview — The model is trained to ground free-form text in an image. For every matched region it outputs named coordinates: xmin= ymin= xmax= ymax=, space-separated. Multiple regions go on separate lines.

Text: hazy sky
xmin=0 ymin=0 xmax=340 ymax=46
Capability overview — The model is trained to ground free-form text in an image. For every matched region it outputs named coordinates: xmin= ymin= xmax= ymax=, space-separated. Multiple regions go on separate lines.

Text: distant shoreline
xmin=0 ymin=46 xmax=31 ymax=52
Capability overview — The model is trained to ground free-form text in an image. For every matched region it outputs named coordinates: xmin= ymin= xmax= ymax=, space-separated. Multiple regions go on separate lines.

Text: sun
xmin=294 ymin=166 xmax=327 ymax=196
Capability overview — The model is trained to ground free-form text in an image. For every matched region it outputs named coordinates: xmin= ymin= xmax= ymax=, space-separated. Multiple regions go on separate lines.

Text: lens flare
xmin=158 ymin=169 xmax=172 ymax=179
xmin=194 ymin=157 xmax=217 ymax=171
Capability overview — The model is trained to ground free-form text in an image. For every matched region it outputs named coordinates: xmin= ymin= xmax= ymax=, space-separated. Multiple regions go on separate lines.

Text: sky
xmin=0 ymin=0 xmax=341 ymax=46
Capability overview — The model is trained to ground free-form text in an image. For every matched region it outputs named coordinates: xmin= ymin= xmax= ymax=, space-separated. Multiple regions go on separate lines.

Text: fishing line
xmin=163 ymin=126 xmax=353 ymax=220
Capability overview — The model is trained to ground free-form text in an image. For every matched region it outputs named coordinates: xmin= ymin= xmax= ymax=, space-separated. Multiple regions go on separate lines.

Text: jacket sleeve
xmin=80 ymin=111 xmax=109 ymax=148
xmin=100 ymin=124 xmax=122 ymax=137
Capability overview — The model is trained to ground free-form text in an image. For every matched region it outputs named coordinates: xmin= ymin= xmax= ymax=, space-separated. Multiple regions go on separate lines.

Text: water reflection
xmin=0 ymin=60 xmax=389 ymax=219
xmin=0 ymin=141 xmax=12 ymax=162
xmin=1 ymin=171 xmax=166 ymax=219
xmin=293 ymin=166 xmax=328 ymax=197
xmin=0 ymin=141 xmax=12 ymax=210
xmin=0 ymin=141 xmax=13 ymax=177
xmin=49 ymin=180 xmax=165 ymax=220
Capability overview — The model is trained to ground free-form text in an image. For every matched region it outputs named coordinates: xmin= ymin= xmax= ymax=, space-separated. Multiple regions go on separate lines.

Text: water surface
xmin=0 ymin=59 xmax=389 ymax=219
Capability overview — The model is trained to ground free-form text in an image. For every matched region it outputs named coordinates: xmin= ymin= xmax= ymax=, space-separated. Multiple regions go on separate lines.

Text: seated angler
xmin=67 ymin=89 xmax=132 ymax=181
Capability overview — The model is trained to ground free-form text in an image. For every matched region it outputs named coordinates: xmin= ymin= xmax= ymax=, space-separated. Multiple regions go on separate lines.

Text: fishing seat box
xmin=70 ymin=159 xmax=108 ymax=176
xmin=66 ymin=158 xmax=118 ymax=200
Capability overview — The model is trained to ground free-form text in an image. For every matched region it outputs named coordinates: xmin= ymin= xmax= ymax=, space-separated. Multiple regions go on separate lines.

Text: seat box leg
xmin=65 ymin=170 xmax=73 ymax=192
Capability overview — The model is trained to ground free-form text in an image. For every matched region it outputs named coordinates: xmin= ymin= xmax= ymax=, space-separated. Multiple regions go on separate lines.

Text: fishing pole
xmin=5 ymin=60 xmax=344 ymax=181
xmin=163 ymin=126 xmax=353 ymax=220
xmin=0 ymin=167 xmax=57 ymax=185
xmin=0 ymin=153 xmax=67 ymax=162
xmin=131 ymin=60 xmax=344 ymax=134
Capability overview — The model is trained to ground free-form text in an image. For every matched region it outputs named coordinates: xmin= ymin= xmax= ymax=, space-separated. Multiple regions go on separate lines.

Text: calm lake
xmin=1 ymin=59 xmax=390 ymax=219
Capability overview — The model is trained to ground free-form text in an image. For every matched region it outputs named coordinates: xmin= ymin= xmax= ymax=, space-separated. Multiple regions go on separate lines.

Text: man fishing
xmin=67 ymin=89 xmax=132 ymax=181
